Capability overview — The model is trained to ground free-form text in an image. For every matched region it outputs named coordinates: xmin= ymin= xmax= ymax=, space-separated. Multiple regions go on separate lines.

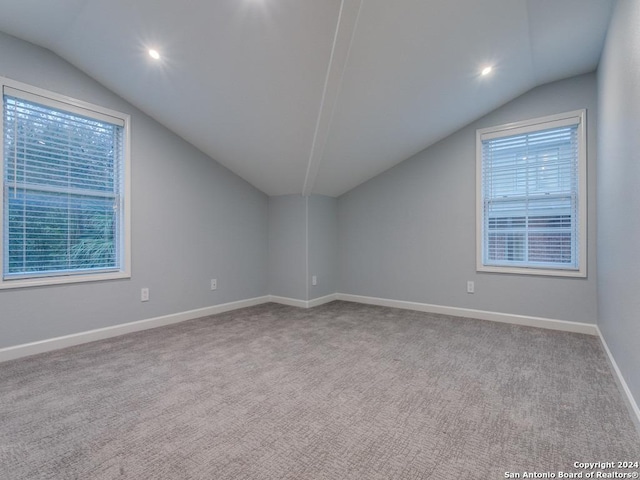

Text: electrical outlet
xmin=466 ymin=281 xmax=475 ymax=294
xmin=211 ymin=279 xmax=217 ymax=290
xmin=312 ymin=275 xmax=317 ymax=286
xmin=141 ymin=287 xmax=150 ymax=302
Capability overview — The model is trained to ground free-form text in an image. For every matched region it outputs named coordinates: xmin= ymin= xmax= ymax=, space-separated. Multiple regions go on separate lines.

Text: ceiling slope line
xmin=523 ymin=0 xmax=540 ymax=86
xmin=302 ymin=0 xmax=362 ymax=197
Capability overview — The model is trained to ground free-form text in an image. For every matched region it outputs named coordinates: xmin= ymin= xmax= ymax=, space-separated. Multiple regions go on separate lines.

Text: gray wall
xmin=338 ymin=73 xmax=598 ymax=324
xmin=308 ymin=195 xmax=338 ymax=300
xmin=268 ymin=195 xmax=307 ymax=300
xmin=268 ymin=194 xmax=338 ymax=301
xmin=597 ymin=0 xmax=640 ymax=404
xmin=0 ymin=32 xmax=269 ymax=348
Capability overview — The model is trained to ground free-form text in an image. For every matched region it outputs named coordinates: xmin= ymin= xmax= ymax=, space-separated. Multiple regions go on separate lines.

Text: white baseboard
xmin=336 ymin=293 xmax=599 ymax=336
xmin=268 ymin=293 xmax=338 ymax=309
xmin=308 ymin=293 xmax=339 ymax=308
xmin=0 ymin=295 xmax=271 ymax=363
xmin=0 ymin=292 xmax=599 ymax=364
xmin=596 ymin=327 xmax=640 ymax=430
xmin=268 ymin=295 xmax=309 ymax=308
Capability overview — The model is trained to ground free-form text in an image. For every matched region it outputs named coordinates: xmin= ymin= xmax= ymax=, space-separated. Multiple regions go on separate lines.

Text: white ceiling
xmin=0 ymin=0 xmax=614 ymax=197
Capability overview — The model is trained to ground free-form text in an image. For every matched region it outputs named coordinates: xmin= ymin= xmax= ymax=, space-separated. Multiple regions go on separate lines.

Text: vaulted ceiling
xmin=0 ymin=0 xmax=614 ymax=196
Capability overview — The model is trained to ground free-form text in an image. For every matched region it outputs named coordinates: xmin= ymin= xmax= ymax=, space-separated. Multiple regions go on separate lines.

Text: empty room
xmin=1 ymin=0 xmax=639 ymax=479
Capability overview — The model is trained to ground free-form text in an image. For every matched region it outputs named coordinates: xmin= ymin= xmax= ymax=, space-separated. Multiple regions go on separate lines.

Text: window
xmin=1 ymin=78 xmax=130 ymax=288
xmin=476 ymin=110 xmax=586 ymax=277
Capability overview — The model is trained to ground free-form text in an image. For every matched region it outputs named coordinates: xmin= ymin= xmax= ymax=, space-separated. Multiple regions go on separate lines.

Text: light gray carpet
xmin=1 ymin=301 xmax=638 ymax=479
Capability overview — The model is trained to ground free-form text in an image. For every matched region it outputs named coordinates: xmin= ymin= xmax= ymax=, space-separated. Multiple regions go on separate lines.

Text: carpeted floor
xmin=1 ymin=301 xmax=638 ymax=479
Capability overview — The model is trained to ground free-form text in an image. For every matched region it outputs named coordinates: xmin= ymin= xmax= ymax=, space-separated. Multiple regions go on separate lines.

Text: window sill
xmin=0 ymin=271 xmax=131 ymax=289
xmin=477 ymin=264 xmax=586 ymax=278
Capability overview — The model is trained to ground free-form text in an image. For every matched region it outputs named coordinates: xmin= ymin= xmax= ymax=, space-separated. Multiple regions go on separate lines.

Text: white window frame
xmin=476 ymin=110 xmax=587 ymax=277
xmin=0 ymin=77 xmax=131 ymax=289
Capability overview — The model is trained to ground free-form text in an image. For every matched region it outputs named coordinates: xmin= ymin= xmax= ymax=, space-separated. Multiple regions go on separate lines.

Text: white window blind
xmin=3 ymin=89 xmax=125 ymax=280
xmin=477 ymin=111 xmax=586 ymax=276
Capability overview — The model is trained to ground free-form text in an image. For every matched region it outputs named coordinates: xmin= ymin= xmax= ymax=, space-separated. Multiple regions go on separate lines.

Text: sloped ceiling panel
xmin=314 ymin=0 xmax=535 ymax=196
xmin=0 ymin=0 xmax=614 ymax=196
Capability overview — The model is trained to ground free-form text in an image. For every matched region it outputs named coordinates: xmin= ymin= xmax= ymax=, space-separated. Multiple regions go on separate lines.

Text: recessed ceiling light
xmin=481 ymin=66 xmax=493 ymax=76
xmin=148 ymin=49 xmax=161 ymax=60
